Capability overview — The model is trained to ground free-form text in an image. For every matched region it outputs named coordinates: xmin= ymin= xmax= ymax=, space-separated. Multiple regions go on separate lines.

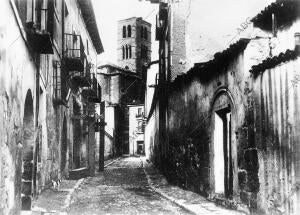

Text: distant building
xmin=98 ymin=64 xmax=141 ymax=155
xmin=128 ymin=105 xmax=145 ymax=155
xmin=117 ymin=17 xmax=152 ymax=75
xmin=98 ymin=17 xmax=151 ymax=156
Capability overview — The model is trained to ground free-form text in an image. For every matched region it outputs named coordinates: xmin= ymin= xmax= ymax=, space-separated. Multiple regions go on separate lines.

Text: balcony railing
xmin=64 ymin=33 xmax=85 ymax=72
xmin=26 ymin=7 xmax=53 ymax=54
xmin=67 ymin=44 xmax=91 ymax=88
xmin=81 ymin=73 xmax=101 ymax=103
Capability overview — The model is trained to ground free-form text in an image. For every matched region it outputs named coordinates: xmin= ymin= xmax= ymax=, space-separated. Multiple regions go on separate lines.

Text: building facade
xmin=117 ymin=17 xmax=152 ymax=75
xmin=98 ymin=17 xmax=150 ymax=156
xmin=98 ymin=64 xmax=142 ymax=156
xmin=0 ymin=0 xmax=103 ymax=213
xmin=145 ymin=0 xmax=300 ymax=214
xmin=128 ymin=105 xmax=145 ymax=155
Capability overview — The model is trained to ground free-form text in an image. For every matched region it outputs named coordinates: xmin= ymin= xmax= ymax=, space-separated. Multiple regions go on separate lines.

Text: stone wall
xmin=0 ymin=0 xmax=100 ymax=213
xmin=0 ymin=1 xmax=36 ymax=213
xmin=150 ymin=51 xmax=261 ymax=211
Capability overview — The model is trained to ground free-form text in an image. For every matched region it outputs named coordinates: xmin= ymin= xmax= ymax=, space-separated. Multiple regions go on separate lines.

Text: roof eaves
xmin=250 ymin=49 xmax=300 ymax=77
xmin=171 ymin=38 xmax=250 ymax=86
xmin=77 ymin=0 xmax=104 ymax=54
xmin=251 ymin=0 xmax=300 ymax=31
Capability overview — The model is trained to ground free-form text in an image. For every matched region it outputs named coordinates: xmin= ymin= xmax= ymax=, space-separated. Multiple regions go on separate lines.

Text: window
xmin=138 ymin=121 xmax=143 ymax=131
xmin=144 ymin=46 xmax=148 ymax=59
xmin=144 ymin=27 xmax=147 ymax=40
xmin=127 ymin=25 xmax=131 ymax=37
xmin=138 ymin=108 xmax=142 ymax=115
xmin=53 ymin=14 xmax=60 ymax=45
xmin=141 ymin=45 xmax=148 ymax=59
xmin=125 ymin=45 xmax=128 ymax=59
xmin=123 ymin=26 xmax=126 ymax=38
xmin=129 ymin=45 xmax=132 ymax=58
xmin=122 ymin=46 xmax=125 ymax=59
xmin=141 ymin=45 xmax=143 ymax=58
xmin=141 ymin=26 xmax=144 ymax=39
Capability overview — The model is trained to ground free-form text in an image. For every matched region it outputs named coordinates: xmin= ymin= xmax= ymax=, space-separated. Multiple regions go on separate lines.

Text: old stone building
xmin=98 ymin=64 xmax=142 ymax=156
xmin=145 ymin=0 xmax=300 ymax=214
xmin=98 ymin=17 xmax=150 ymax=156
xmin=118 ymin=17 xmax=152 ymax=74
xmin=0 ymin=0 xmax=103 ymax=214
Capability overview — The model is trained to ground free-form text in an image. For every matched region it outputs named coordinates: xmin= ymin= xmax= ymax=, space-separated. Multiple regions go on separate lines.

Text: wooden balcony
xmin=69 ymin=57 xmax=92 ymax=88
xmin=82 ymin=74 xmax=101 ymax=103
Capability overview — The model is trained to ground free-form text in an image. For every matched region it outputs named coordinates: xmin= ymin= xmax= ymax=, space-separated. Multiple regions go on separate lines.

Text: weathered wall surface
xmin=104 ymin=105 xmax=115 ymax=159
xmin=253 ymin=58 xmax=300 ymax=215
xmin=0 ymin=1 xmax=36 ymax=213
xmin=150 ymin=49 xmax=264 ymax=211
xmin=0 ymin=0 xmax=100 ymax=213
xmin=144 ymin=103 xmax=159 ymax=161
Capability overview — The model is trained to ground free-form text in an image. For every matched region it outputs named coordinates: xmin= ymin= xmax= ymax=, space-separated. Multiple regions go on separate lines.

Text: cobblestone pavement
xmin=142 ymin=158 xmax=246 ymax=215
xmin=31 ymin=157 xmax=245 ymax=215
xmin=68 ymin=156 xmax=189 ymax=215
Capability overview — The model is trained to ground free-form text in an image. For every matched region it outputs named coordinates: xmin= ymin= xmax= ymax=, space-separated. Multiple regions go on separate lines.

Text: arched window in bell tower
xmin=127 ymin=25 xmax=131 ymax=37
xmin=144 ymin=27 xmax=147 ymax=40
xmin=129 ymin=45 xmax=132 ymax=58
xmin=122 ymin=46 xmax=125 ymax=59
xmin=141 ymin=26 xmax=144 ymax=39
xmin=125 ymin=45 xmax=128 ymax=59
xmin=123 ymin=26 xmax=126 ymax=38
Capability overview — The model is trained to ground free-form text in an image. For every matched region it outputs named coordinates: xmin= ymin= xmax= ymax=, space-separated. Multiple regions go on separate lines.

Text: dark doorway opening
xmin=137 ymin=141 xmax=145 ymax=155
xmin=73 ymin=100 xmax=81 ymax=169
xmin=21 ymin=90 xmax=35 ymax=210
xmin=61 ymin=116 xmax=67 ymax=174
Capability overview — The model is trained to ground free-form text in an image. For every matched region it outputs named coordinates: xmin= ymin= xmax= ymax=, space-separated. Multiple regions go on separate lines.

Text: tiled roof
xmin=251 ymin=0 xmax=300 ymax=31
xmin=98 ymin=63 xmax=141 ymax=79
xmin=171 ymin=39 xmax=250 ymax=86
xmin=250 ymin=49 xmax=300 ymax=76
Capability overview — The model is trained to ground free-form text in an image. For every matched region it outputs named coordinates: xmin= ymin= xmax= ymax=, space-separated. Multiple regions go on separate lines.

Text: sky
xmin=92 ymin=0 xmax=159 ymax=65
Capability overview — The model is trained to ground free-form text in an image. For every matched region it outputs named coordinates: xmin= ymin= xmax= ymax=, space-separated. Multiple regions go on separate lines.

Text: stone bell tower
xmin=117 ymin=17 xmax=151 ymax=76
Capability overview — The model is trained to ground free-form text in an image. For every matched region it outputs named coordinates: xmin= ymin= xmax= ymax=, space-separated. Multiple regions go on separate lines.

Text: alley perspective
xmin=0 ymin=0 xmax=300 ymax=215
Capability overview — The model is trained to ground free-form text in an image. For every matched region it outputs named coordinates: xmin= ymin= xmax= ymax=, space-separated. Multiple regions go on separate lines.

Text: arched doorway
xmin=21 ymin=90 xmax=34 ymax=210
xmin=61 ymin=115 xmax=67 ymax=175
xmin=210 ymin=89 xmax=236 ymax=199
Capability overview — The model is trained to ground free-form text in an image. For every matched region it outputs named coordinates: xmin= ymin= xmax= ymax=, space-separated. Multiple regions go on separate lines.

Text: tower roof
xmin=118 ymin=17 xmax=152 ymax=26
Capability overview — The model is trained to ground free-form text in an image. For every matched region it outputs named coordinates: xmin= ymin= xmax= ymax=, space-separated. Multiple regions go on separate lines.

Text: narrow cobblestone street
xmin=31 ymin=157 xmax=245 ymax=215
xmin=68 ymin=157 xmax=189 ymax=215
